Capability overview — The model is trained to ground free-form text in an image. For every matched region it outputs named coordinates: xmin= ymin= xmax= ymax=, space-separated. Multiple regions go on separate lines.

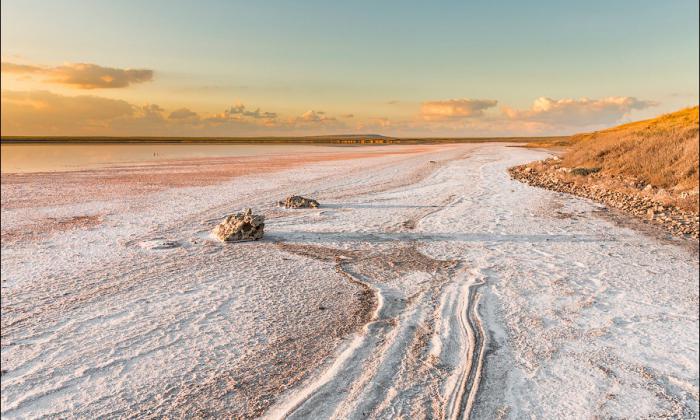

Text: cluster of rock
xmin=212 ymin=208 xmax=265 ymax=242
xmin=509 ymin=158 xmax=699 ymax=238
xmin=278 ymin=195 xmax=320 ymax=209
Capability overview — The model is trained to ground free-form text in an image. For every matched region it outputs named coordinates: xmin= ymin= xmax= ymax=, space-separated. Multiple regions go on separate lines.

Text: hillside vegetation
xmin=563 ymin=106 xmax=699 ymax=192
xmin=511 ymin=107 xmax=699 ymax=237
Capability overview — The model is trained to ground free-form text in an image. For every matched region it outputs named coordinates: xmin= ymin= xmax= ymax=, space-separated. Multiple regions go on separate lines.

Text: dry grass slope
xmin=510 ymin=107 xmax=700 ymax=237
xmin=563 ymin=107 xmax=699 ymax=191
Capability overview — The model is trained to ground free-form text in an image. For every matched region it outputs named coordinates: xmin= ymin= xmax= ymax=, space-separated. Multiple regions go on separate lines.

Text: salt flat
xmin=1 ymin=144 xmax=698 ymax=419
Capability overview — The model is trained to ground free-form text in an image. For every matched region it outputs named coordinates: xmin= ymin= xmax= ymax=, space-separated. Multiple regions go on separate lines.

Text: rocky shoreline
xmin=509 ymin=157 xmax=699 ymax=239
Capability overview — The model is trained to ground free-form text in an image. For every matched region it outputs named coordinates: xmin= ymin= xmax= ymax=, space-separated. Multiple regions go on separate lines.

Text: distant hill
xmin=0 ymin=135 xmax=564 ymax=145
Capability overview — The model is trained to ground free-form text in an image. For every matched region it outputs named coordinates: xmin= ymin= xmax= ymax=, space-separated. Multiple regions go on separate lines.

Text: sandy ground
xmin=1 ymin=144 xmax=698 ymax=419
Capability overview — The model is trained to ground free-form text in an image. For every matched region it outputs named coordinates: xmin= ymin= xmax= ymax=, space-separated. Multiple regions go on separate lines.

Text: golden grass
xmin=562 ymin=107 xmax=699 ymax=191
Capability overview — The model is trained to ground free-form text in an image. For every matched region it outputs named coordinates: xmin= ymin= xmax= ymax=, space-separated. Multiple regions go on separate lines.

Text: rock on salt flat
xmin=212 ymin=208 xmax=265 ymax=242
xmin=278 ymin=195 xmax=320 ymax=209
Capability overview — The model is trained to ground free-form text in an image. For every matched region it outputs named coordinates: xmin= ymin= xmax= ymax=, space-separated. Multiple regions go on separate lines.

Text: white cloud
xmin=421 ymin=99 xmax=498 ymax=120
xmin=502 ymin=96 xmax=658 ymax=126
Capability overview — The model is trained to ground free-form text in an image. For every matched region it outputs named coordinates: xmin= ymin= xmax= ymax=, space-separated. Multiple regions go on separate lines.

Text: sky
xmin=1 ymin=0 xmax=698 ymax=137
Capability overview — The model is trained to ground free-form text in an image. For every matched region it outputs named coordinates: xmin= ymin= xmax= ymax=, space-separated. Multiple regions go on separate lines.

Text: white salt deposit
xmin=1 ymin=144 xmax=697 ymax=419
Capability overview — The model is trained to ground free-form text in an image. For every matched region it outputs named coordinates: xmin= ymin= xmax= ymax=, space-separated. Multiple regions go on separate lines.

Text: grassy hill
xmin=562 ymin=107 xmax=699 ymax=192
xmin=511 ymin=107 xmax=699 ymax=237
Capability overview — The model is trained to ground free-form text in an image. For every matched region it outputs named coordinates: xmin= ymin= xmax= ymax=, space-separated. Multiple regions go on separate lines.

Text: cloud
xmin=202 ymin=103 xmax=278 ymax=126
xmin=1 ymin=62 xmax=153 ymax=89
xmin=282 ymin=110 xmax=345 ymax=131
xmin=168 ymin=108 xmax=199 ymax=120
xmin=1 ymin=88 xmax=665 ymax=137
xmin=136 ymin=104 xmax=166 ymax=120
xmin=502 ymin=96 xmax=658 ymax=126
xmin=420 ymin=99 xmax=498 ymax=121
xmin=292 ymin=110 xmax=341 ymax=126
xmin=1 ymin=90 xmax=352 ymax=136
xmin=0 ymin=91 xmax=213 ymax=135
xmin=352 ymin=117 xmax=398 ymax=134
xmin=224 ymin=103 xmax=278 ymax=119
xmin=1 ymin=62 xmax=42 ymax=74
xmin=1 ymin=90 xmax=135 ymax=134
xmin=297 ymin=110 xmax=335 ymax=122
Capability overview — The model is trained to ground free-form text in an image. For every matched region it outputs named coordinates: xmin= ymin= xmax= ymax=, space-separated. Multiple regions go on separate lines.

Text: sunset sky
xmin=1 ymin=0 xmax=698 ymax=137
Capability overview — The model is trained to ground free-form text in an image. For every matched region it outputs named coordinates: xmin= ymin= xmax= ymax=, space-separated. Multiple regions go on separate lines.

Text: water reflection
xmin=1 ymin=143 xmax=346 ymax=173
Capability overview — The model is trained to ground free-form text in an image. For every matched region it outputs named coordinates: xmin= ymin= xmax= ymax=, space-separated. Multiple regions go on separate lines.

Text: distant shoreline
xmin=0 ymin=135 xmax=567 ymax=145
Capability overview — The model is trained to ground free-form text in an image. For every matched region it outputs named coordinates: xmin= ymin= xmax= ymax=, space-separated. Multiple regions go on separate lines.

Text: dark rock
xmin=571 ymin=167 xmax=601 ymax=176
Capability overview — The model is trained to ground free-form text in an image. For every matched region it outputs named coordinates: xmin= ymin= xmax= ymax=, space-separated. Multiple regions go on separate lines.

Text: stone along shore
xmin=509 ymin=157 xmax=699 ymax=239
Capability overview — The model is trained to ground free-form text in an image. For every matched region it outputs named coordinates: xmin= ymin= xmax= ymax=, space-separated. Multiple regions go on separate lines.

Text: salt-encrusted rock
xmin=212 ymin=209 xmax=264 ymax=242
xmin=278 ymin=195 xmax=320 ymax=209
